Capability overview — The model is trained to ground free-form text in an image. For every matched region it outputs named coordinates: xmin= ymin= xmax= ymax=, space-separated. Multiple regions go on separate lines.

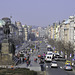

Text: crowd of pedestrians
xmin=13 ymin=49 xmax=46 ymax=71
xmin=13 ymin=50 xmax=31 ymax=67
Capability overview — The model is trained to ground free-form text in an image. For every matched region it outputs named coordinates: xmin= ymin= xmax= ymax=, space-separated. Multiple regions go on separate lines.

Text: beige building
xmin=24 ymin=25 xmax=28 ymax=41
xmin=15 ymin=21 xmax=23 ymax=36
xmin=50 ymin=26 xmax=54 ymax=39
xmin=53 ymin=23 xmax=57 ymax=40
xmin=56 ymin=24 xmax=60 ymax=41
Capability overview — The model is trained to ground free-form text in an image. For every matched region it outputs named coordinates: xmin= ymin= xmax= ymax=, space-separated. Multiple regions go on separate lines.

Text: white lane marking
xmin=60 ymin=66 xmax=63 ymax=69
xmin=46 ymin=66 xmax=48 ymax=68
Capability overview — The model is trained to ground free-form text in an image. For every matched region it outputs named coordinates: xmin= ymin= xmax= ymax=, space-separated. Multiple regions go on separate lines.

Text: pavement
xmin=13 ymin=50 xmax=41 ymax=71
xmin=16 ymin=54 xmax=41 ymax=71
xmin=16 ymin=50 xmax=46 ymax=75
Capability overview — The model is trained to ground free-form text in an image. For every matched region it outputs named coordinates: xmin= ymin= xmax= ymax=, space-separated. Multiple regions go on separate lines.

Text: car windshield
xmin=47 ymin=53 xmax=52 ymax=55
xmin=66 ymin=65 xmax=71 ymax=66
xmin=52 ymin=61 xmax=57 ymax=64
xmin=67 ymin=62 xmax=70 ymax=63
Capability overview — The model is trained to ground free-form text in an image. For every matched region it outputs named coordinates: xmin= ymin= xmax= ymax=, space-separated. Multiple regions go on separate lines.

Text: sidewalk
xmin=17 ymin=54 xmax=41 ymax=71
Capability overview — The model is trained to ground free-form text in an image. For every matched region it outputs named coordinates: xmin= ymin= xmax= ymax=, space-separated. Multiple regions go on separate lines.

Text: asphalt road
xmin=46 ymin=62 xmax=75 ymax=75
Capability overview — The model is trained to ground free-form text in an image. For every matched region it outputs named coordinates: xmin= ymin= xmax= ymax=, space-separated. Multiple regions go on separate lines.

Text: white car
xmin=64 ymin=64 xmax=73 ymax=71
xmin=51 ymin=61 xmax=58 ymax=68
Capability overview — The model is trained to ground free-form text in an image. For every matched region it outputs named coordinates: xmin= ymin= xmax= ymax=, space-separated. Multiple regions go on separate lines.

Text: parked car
xmin=54 ymin=56 xmax=66 ymax=61
xmin=51 ymin=61 xmax=58 ymax=68
xmin=63 ymin=64 xmax=73 ymax=71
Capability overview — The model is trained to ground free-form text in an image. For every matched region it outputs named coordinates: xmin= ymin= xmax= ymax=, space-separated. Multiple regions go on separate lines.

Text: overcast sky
xmin=0 ymin=0 xmax=75 ymax=26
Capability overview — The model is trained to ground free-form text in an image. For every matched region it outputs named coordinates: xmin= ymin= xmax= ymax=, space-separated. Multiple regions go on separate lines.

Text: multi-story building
xmin=60 ymin=16 xmax=74 ymax=43
xmin=46 ymin=25 xmax=51 ymax=39
xmin=37 ymin=27 xmax=46 ymax=37
xmin=59 ymin=20 xmax=66 ymax=41
xmin=50 ymin=26 xmax=54 ymax=39
xmin=53 ymin=23 xmax=57 ymax=40
xmin=56 ymin=24 xmax=60 ymax=41
xmin=15 ymin=21 xmax=23 ymax=36
xmin=24 ymin=25 xmax=28 ymax=41
xmin=47 ymin=16 xmax=75 ymax=55
xmin=9 ymin=24 xmax=19 ymax=40
xmin=32 ymin=28 xmax=37 ymax=37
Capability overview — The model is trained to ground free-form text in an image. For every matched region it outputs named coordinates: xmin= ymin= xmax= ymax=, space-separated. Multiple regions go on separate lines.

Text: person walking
xmin=23 ymin=57 xmax=25 ymax=63
xmin=34 ymin=58 xmax=37 ymax=63
xmin=29 ymin=59 xmax=31 ymax=66
xmin=24 ymin=57 xmax=27 ymax=63
xmin=39 ymin=59 xmax=44 ymax=71
xmin=26 ymin=60 xmax=29 ymax=67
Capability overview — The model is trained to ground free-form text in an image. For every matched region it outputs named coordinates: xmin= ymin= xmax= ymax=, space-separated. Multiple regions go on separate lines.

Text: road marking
xmin=60 ymin=66 xmax=63 ymax=69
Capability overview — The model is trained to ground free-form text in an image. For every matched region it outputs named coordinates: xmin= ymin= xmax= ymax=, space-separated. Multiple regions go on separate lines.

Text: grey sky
xmin=0 ymin=0 xmax=75 ymax=26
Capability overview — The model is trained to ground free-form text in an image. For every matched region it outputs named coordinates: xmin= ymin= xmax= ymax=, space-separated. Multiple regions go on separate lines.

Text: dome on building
xmin=0 ymin=19 xmax=5 ymax=27
xmin=2 ymin=17 xmax=11 ymax=24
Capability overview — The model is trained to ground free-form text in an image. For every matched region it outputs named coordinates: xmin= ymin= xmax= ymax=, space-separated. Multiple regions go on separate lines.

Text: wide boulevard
xmin=16 ymin=38 xmax=75 ymax=75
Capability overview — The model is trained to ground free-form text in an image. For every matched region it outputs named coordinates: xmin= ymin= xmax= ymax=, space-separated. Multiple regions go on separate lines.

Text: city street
xmin=15 ymin=39 xmax=75 ymax=75
xmin=0 ymin=37 xmax=74 ymax=75
xmin=39 ymin=40 xmax=75 ymax=75
xmin=0 ymin=1 xmax=75 ymax=75
xmin=40 ymin=41 xmax=75 ymax=75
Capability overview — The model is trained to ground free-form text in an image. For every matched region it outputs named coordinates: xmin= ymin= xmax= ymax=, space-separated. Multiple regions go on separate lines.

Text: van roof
xmin=46 ymin=54 xmax=53 ymax=56
xmin=47 ymin=51 xmax=53 ymax=53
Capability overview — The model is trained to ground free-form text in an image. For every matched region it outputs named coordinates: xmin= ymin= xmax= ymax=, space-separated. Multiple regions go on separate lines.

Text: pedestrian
xmin=39 ymin=59 xmax=44 ymax=71
xmin=43 ymin=52 xmax=45 ymax=58
xmin=34 ymin=58 xmax=37 ymax=63
xmin=29 ymin=59 xmax=31 ymax=66
xmin=23 ymin=57 xmax=24 ymax=63
xmin=24 ymin=57 xmax=27 ymax=63
xmin=11 ymin=65 xmax=14 ymax=70
xmin=26 ymin=60 xmax=29 ymax=67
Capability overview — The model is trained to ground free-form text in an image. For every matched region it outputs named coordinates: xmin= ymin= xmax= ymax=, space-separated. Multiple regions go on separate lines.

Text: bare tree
xmin=65 ymin=41 xmax=74 ymax=59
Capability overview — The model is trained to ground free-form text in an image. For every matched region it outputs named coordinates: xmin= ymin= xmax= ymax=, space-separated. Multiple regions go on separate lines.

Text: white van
xmin=45 ymin=54 xmax=53 ymax=62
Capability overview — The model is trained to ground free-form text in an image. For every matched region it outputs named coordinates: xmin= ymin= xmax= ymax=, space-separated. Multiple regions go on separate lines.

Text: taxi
xmin=65 ymin=60 xmax=71 ymax=65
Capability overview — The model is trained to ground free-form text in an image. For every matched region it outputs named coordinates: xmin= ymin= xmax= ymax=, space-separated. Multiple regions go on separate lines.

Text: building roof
xmin=64 ymin=19 xmax=70 ymax=24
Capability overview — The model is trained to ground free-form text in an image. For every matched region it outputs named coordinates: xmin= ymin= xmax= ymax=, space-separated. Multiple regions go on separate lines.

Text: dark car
xmin=54 ymin=55 xmax=66 ymax=61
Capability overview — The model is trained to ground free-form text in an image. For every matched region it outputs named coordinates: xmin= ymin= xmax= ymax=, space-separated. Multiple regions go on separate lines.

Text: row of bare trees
xmin=48 ymin=38 xmax=74 ymax=59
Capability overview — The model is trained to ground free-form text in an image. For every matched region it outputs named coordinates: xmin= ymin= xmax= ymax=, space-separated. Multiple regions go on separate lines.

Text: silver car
xmin=51 ymin=61 xmax=58 ymax=68
xmin=64 ymin=64 xmax=73 ymax=71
